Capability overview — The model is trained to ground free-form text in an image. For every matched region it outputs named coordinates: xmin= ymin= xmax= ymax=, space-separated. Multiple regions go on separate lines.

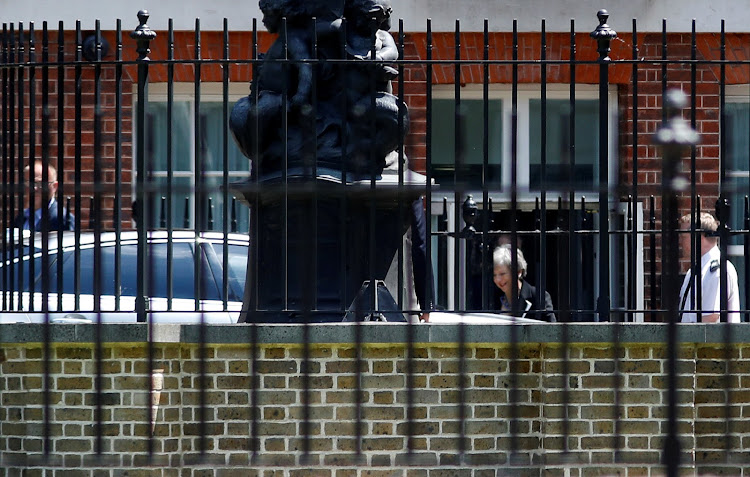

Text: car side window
xmin=50 ymin=242 xmax=220 ymax=301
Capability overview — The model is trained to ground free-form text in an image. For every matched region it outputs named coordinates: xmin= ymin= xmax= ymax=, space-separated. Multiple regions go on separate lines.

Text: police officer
xmin=678 ymin=212 xmax=740 ymax=323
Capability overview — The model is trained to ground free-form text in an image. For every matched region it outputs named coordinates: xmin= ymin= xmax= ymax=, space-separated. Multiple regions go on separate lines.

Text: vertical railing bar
xmin=368 ymin=16 xmax=377 ymax=324
xmin=92 ymin=18 xmax=105 ymax=457
xmin=6 ymin=22 xmax=15 ymax=311
xmin=130 ymin=9 xmax=157 ymax=464
xmin=593 ymin=8 xmax=618 ymax=459
xmin=509 ymin=19 xmax=519 ymax=317
xmin=338 ymin=18 xmax=349 ymax=315
xmin=281 ymin=17 xmax=289 ymax=314
xmin=39 ymin=20 xmax=52 ymax=460
xmin=395 ymin=20 xmax=405 ymax=318
xmin=480 ymin=19 xmax=490 ymax=311
xmin=28 ymin=22 xmax=38 ymax=309
xmin=452 ymin=18 xmax=467 ymax=462
xmin=508 ymin=18 xmax=520 ymax=463
xmin=595 ymin=10 xmax=613 ymax=324
xmin=132 ymin=10 xmax=152 ymax=321
xmin=426 ymin=19 xmax=434 ymax=311
xmin=299 ymin=15 xmax=319 ymax=462
xmin=689 ymin=21 xmax=698 ymax=321
xmin=194 ymin=18 xmax=204 ymax=310
xmin=74 ymin=21 xmax=82 ymax=309
xmin=9 ymin=22 xmax=18 ymax=312
xmin=231 ymin=198 xmax=237 ymax=232
xmin=630 ymin=19 xmax=640 ymax=323
xmin=718 ymin=23 xmax=729 ymax=324
xmin=399 ymin=17 xmax=416 ymax=458
xmin=222 ymin=18 xmax=230 ymax=310
xmin=649 ymin=195 xmax=656 ymax=320
xmin=280 ymin=17 xmax=290 ymax=316
xmin=562 ymin=18 xmax=576 ymax=455
xmin=744 ymin=197 xmax=750 ymax=325
xmin=16 ymin=23 xmax=25 ymax=311
xmin=1 ymin=23 xmax=8 ymax=312
xmin=659 ymin=19 xmax=668 ymax=318
xmin=657 ymin=89 xmax=699 ymax=477
xmin=539 ymin=19 xmax=548 ymax=319
xmin=193 ymin=17 xmax=208 ymax=457
xmin=660 ymin=19 xmax=668 ymax=123
xmin=114 ymin=20 xmax=123 ymax=311
xmin=8 ymin=22 xmax=18 ymax=312
xmin=56 ymin=21 xmax=64 ymax=311
xmin=746 ymin=74 xmax=750 ymax=326
xmin=166 ymin=19 xmax=175 ymax=308
xmin=183 ymin=197 xmax=190 ymax=228
xmin=718 ymin=19 xmax=733 ymax=460
xmin=696 ymin=199 xmax=702 ymax=320
xmin=248 ymin=17 xmax=261 ymax=459
xmin=423 ymin=15 xmax=434 ymax=454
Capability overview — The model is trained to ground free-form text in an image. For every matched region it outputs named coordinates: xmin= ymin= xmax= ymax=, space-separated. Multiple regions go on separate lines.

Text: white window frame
xmin=135 ymin=82 xmax=252 ymax=229
xmin=428 ymin=84 xmax=623 ymax=312
xmin=430 ymin=83 xmax=619 ymax=203
xmin=724 ymin=86 xmax=749 ymax=276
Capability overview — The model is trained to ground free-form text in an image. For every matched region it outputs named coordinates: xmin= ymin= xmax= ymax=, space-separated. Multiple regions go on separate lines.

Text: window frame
xmin=724 ymin=86 xmax=750 ymax=310
xmin=135 ymin=82 xmax=252 ymax=230
xmin=429 ymin=83 xmax=619 ymax=202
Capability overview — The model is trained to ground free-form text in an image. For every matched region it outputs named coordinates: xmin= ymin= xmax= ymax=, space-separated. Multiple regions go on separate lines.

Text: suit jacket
xmin=13 ymin=200 xmax=75 ymax=232
xmin=494 ymin=279 xmax=556 ymax=322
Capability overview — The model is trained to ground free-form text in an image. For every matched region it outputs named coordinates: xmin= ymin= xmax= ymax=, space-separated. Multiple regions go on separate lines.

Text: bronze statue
xmin=230 ymin=0 xmax=427 ymax=323
xmin=230 ymin=0 xmax=407 ymax=180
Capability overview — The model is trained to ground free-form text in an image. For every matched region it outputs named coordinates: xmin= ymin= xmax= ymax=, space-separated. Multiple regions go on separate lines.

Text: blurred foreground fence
xmin=1 ymin=7 xmax=750 ymax=475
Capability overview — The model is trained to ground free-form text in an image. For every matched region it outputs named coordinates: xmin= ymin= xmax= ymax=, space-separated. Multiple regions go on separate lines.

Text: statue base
xmin=231 ymin=168 xmax=430 ymax=323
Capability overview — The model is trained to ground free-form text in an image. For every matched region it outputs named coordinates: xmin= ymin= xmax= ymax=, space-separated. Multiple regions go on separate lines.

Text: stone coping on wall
xmin=1 ymin=322 xmax=748 ymax=345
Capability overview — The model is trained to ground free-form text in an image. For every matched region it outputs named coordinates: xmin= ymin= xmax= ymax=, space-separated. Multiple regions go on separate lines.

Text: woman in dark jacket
xmin=492 ymin=245 xmax=556 ymax=322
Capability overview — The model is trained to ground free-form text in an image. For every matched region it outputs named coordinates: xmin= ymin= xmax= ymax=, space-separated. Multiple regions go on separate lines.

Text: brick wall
xmin=1 ymin=323 xmax=749 ymax=476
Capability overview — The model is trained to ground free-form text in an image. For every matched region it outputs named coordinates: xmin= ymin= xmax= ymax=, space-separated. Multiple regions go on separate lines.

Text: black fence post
xmin=130 ymin=10 xmax=156 ymax=322
xmin=653 ymin=88 xmax=699 ymax=477
xmin=590 ymin=9 xmax=616 ymax=322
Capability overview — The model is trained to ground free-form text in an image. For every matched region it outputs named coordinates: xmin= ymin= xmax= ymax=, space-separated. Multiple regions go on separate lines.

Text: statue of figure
xmin=341 ymin=0 xmax=408 ymax=175
xmin=230 ymin=0 xmax=345 ymax=172
xmin=231 ymin=0 xmax=429 ymax=324
xmin=230 ymin=0 xmax=408 ymax=180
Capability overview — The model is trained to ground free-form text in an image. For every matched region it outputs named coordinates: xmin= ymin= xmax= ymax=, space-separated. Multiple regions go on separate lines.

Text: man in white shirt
xmin=678 ymin=212 xmax=740 ymax=323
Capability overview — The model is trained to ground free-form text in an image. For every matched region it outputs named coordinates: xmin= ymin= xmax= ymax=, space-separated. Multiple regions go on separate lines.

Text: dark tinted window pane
xmin=1 ymin=247 xmax=38 ymax=292
xmin=529 ymin=98 xmax=598 ymax=190
xmin=54 ymin=242 xmax=222 ymax=301
xmin=726 ymin=102 xmax=749 ymax=171
xmin=146 ymin=101 xmax=192 ymax=172
xmin=201 ymin=102 xmax=249 ymax=172
xmin=226 ymin=244 xmax=248 ymax=298
xmin=429 ymin=98 xmax=503 ymax=187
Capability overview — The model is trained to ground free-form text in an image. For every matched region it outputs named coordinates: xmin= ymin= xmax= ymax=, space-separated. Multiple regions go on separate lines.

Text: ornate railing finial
xmin=653 ymin=89 xmax=700 ymax=158
xmin=590 ymin=9 xmax=617 ymax=62
xmin=130 ymin=9 xmax=157 ymax=61
xmin=462 ymin=195 xmax=478 ymax=235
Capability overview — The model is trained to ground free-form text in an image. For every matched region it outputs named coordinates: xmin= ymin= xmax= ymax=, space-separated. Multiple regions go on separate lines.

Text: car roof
xmin=4 ymin=229 xmax=249 ymax=255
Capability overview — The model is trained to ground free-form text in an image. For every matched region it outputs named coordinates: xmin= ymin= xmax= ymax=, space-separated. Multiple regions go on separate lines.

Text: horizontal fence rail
xmin=1 ymin=8 xmax=749 ymax=475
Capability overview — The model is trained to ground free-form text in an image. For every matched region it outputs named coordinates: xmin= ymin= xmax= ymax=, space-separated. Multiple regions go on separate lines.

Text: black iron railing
xmin=0 ymin=8 xmax=749 ymax=475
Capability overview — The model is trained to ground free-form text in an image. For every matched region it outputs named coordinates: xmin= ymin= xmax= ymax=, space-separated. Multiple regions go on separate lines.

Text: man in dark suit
xmin=13 ymin=162 xmax=74 ymax=232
